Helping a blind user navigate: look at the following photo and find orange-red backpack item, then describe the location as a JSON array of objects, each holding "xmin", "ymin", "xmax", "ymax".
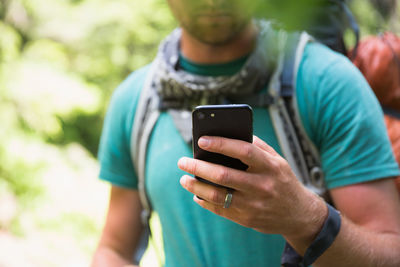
[{"xmin": 349, "ymin": 32, "xmax": 400, "ymax": 112}]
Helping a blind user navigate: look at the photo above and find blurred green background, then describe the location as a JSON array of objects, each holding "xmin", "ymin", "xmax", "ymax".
[{"xmin": 0, "ymin": 0, "xmax": 398, "ymax": 266}]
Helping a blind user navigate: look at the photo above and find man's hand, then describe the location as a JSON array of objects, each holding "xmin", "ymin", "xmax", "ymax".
[{"xmin": 178, "ymin": 135, "xmax": 327, "ymax": 246}]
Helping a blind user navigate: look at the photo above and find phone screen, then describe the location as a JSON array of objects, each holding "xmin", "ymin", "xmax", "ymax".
[{"xmin": 192, "ymin": 104, "xmax": 253, "ymax": 186}]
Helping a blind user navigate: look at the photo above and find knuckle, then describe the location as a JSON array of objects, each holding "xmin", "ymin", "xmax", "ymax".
[
  {"xmin": 191, "ymin": 160, "xmax": 199, "ymax": 175},
  {"xmin": 263, "ymin": 180, "xmax": 278, "ymax": 199},
  {"xmin": 241, "ymin": 144, "xmax": 253, "ymax": 159},
  {"xmin": 186, "ymin": 178, "xmax": 195, "ymax": 191},
  {"xmin": 269, "ymin": 159, "xmax": 281, "ymax": 173},
  {"xmin": 210, "ymin": 189, "xmax": 220, "ymax": 203},
  {"xmin": 216, "ymin": 167, "xmax": 229, "ymax": 185},
  {"xmin": 276, "ymin": 157, "xmax": 286, "ymax": 168},
  {"xmin": 278, "ymin": 156, "xmax": 289, "ymax": 168},
  {"xmin": 214, "ymin": 138, "xmax": 224, "ymax": 151},
  {"xmin": 260, "ymin": 180, "xmax": 272, "ymax": 194}
]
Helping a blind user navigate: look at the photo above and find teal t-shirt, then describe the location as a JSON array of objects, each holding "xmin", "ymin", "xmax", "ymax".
[{"xmin": 98, "ymin": 42, "xmax": 400, "ymax": 266}]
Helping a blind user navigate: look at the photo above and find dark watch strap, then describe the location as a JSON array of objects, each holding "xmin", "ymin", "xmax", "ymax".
[{"xmin": 281, "ymin": 203, "xmax": 342, "ymax": 267}]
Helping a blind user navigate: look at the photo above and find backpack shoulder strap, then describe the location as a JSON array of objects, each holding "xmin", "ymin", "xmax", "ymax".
[
  {"xmin": 269, "ymin": 31, "xmax": 327, "ymax": 197},
  {"xmin": 129, "ymin": 61, "xmax": 162, "ymax": 263},
  {"xmin": 130, "ymin": 61, "xmax": 160, "ymax": 225}
]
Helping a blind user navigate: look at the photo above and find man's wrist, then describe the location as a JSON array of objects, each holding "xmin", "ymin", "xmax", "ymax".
[
  {"xmin": 281, "ymin": 203, "xmax": 342, "ymax": 267},
  {"xmin": 285, "ymin": 191, "xmax": 329, "ymax": 253}
]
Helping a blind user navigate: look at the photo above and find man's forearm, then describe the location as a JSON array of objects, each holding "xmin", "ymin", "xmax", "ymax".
[
  {"xmin": 91, "ymin": 246, "xmax": 134, "ymax": 267},
  {"xmin": 288, "ymin": 216, "xmax": 400, "ymax": 266}
]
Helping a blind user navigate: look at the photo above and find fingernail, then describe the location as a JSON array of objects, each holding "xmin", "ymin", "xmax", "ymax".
[
  {"xmin": 198, "ymin": 137, "xmax": 210, "ymax": 148},
  {"xmin": 180, "ymin": 176, "xmax": 186, "ymax": 187},
  {"xmin": 178, "ymin": 157, "xmax": 187, "ymax": 169}
]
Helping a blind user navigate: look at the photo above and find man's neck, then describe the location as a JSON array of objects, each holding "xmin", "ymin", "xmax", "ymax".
[{"xmin": 180, "ymin": 22, "xmax": 257, "ymax": 64}]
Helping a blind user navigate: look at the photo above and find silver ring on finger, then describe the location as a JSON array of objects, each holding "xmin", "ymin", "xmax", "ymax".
[{"xmin": 223, "ymin": 189, "xmax": 233, "ymax": 209}]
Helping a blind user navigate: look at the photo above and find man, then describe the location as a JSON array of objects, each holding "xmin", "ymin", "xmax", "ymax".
[{"xmin": 91, "ymin": 0, "xmax": 400, "ymax": 266}]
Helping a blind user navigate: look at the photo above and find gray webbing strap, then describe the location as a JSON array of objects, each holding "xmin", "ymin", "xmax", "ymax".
[
  {"xmin": 269, "ymin": 31, "xmax": 326, "ymax": 196},
  {"xmin": 130, "ymin": 60, "xmax": 160, "ymax": 225},
  {"xmin": 269, "ymin": 31, "xmax": 305, "ymax": 183},
  {"xmin": 291, "ymin": 32, "xmax": 325, "ymax": 194}
]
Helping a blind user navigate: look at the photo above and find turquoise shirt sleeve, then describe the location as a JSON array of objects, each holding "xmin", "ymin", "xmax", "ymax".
[
  {"xmin": 97, "ymin": 66, "xmax": 150, "ymax": 189},
  {"xmin": 297, "ymin": 43, "xmax": 400, "ymax": 189}
]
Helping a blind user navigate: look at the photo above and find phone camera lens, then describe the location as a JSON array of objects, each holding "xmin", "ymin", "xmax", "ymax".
[{"xmin": 197, "ymin": 112, "xmax": 205, "ymax": 120}]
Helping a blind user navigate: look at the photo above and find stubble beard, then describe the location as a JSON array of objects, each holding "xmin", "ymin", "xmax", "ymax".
[{"xmin": 181, "ymin": 18, "xmax": 252, "ymax": 46}]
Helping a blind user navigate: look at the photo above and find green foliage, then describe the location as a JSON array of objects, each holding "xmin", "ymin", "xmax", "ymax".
[
  {"xmin": 350, "ymin": 0, "xmax": 400, "ymax": 35},
  {"xmin": 254, "ymin": 0, "xmax": 399, "ymax": 37},
  {"xmin": 254, "ymin": 0, "xmax": 327, "ymax": 30},
  {"xmin": 0, "ymin": 21, "xmax": 21, "ymax": 62},
  {"xmin": 0, "ymin": 0, "xmax": 175, "ymax": 236},
  {"xmin": 36, "ymin": 211, "xmax": 99, "ymax": 252},
  {"xmin": 51, "ymin": 110, "xmax": 104, "ymax": 156},
  {"xmin": 0, "ymin": 144, "xmax": 44, "ymax": 205}
]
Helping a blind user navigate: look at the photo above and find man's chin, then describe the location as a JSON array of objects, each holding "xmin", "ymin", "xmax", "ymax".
[
  {"xmin": 194, "ymin": 33, "xmax": 239, "ymax": 46},
  {"xmin": 186, "ymin": 24, "xmax": 247, "ymax": 46}
]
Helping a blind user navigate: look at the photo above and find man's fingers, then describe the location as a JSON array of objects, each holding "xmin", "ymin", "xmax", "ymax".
[
  {"xmin": 178, "ymin": 157, "xmax": 253, "ymax": 191},
  {"xmin": 193, "ymin": 195, "xmax": 229, "ymax": 218},
  {"xmin": 252, "ymin": 135, "xmax": 279, "ymax": 156},
  {"xmin": 180, "ymin": 175, "xmax": 228, "ymax": 206},
  {"xmin": 197, "ymin": 136, "xmax": 272, "ymax": 168}
]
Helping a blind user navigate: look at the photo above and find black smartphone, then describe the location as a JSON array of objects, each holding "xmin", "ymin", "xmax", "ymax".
[{"xmin": 192, "ymin": 104, "xmax": 253, "ymax": 186}]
